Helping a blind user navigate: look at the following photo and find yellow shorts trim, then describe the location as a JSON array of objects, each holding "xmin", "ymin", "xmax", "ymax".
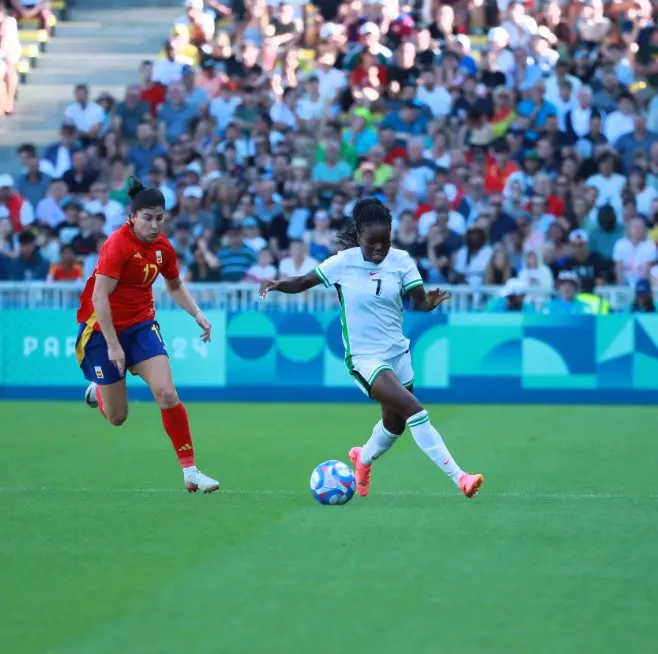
[{"xmin": 75, "ymin": 312, "xmax": 97, "ymax": 365}]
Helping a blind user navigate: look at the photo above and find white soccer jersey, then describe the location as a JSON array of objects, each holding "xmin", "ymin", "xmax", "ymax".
[{"xmin": 314, "ymin": 248, "xmax": 423, "ymax": 363}]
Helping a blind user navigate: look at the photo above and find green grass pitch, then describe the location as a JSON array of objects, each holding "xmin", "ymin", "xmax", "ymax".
[{"xmin": 1, "ymin": 401, "xmax": 657, "ymax": 654}]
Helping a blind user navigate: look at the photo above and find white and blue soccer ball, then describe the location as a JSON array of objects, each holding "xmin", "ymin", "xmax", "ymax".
[{"xmin": 310, "ymin": 460, "xmax": 356, "ymax": 505}]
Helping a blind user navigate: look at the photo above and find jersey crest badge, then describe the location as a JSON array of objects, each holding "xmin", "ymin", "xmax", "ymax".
[
  {"xmin": 94, "ymin": 366, "xmax": 104, "ymax": 379},
  {"xmin": 156, "ymin": 250, "xmax": 163, "ymax": 264}
]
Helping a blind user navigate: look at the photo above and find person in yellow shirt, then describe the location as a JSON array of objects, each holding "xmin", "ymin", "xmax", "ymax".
[{"xmin": 159, "ymin": 25, "xmax": 199, "ymax": 68}]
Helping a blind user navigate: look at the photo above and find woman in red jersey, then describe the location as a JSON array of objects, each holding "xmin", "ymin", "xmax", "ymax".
[{"xmin": 76, "ymin": 178, "xmax": 219, "ymax": 493}]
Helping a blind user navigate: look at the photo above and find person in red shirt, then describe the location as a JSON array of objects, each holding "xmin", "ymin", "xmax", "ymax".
[
  {"xmin": 75, "ymin": 177, "xmax": 219, "ymax": 493},
  {"xmin": 484, "ymin": 141, "xmax": 520, "ymax": 194},
  {"xmin": 48, "ymin": 245, "xmax": 84, "ymax": 282}
]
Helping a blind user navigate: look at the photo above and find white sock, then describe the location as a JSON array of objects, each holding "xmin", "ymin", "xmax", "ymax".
[
  {"xmin": 406, "ymin": 410, "xmax": 463, "ymax": 484},
  {"xmin": 361, "ymin": 420, "xmax": 399, "ymax": 465}
]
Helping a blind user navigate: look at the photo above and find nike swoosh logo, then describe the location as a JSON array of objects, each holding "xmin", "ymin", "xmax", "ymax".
[{"xmin": 369, "ymin": 272, "xmax": 378, "ymax": 276}]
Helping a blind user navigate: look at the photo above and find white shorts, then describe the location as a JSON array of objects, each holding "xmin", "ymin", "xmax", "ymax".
[{"xmin": 349, "ymin": 350, "xmax": 414, "ymax": 397}]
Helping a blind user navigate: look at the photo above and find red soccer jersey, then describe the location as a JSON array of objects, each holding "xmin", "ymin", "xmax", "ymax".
[{"xmin": 77, "ymin": 223, "xmax": 179, "ymax": 333}]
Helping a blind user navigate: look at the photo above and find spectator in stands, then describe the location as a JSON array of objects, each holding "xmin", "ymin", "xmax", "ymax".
[
  {"xmin": 0, "ymin": 3, "xmax": 20, "ymax": 116},
  {"xmin": 84, "ymin": 181, "xmax": 125, "ymax": 235},
  {"xmin": 245, "ymin": 247, "xmax": 277, "ymax": 282},
  {"xmin": 62, "ymin": 150, "xmax": 99, "ymax": 196},
  {"xmin": 8, "ymin": 230, "xmax": 49, "ymax": 281},
  {"xmin": 16, "ymin": 146, "xmax": 51, "ymax": 210},
  {"xmin": 484, "ymin": 243, "xmax": 514, "ymax": 285},
  {"xmin": 453, "ymin": 222, "xmax": 492, "ymax": 287},
  {"xmin": 64, "ymin": 84, "xmax": 105, "ymax": 145},
  {"xmin": 190, "ymin": 236, "xmax": 221, "ymax": 282},
  {"xmin": 178, "ymin": 185, "xmax": 215, "ymax": 237},
  {"xmin": 279, "ymin": 239, "xmax": 318, "ymax": 279},
  {"xmin": 128, "ymin": 121, "xmax": 167, "ymax": 181},
  {"xmin": 158, "ymin": 83, "xmax": 198, "ymax": 144},
  {"xmin": 485, "ymin": 278, "xmax": 534, "ymax": 312},
  {"xmin": 518, "ymin": 249, "xmax": 555, "ymax": 291},
  {"xmin": 587, "ymin": 205, "xmax": 624, "ymax": 263},
  {"xmin": 629, "ymin": 278, "xmax": 656, "ymax": 313},
  {"xmin": 544, "ymin": 271, "xmax": 590, "ymax": 314},
  {"xmin": 304, "ymin": 210, "xmax": 335, "ymax": 262},
  {"xmin": 556, "ymin": 228, "xmax": 613, "ymax": 287},
  {"xmin": 615, "ymin": 116, "xmax": 658, "ymax": 173},
  {"xmin": 40, "ymin": 119, "xmax": 80, "ymax": 179},
  {"xmin": 0, "ymin": 173, "xmax": 34, "ymax": 230},
  {"xmin": 217, "ymin": 224, "xmax": 255, "ymax": 281},
  {"xmin": 35, "ymin": 178, "xmax": 67, "ymax": 227},
  {"xmin": 112, "ymin": 85, "xmax": 151, "ymax": 143},
  {"xmin": 613, "ymin": 217, "xmax": 658, "ymax": 287},
  {"xmin": 47, "ymin": 244, "xmax": 84, "ymax": 282},
  {"xmin": 8, "ymin": 0, "xmax": 52, "ymax": 33},
  {"xmin": 72, "ymin": 210, "xmax": 104, "ymax": 258},
  {"xmin": 55, "ymin": 198, "xmax": 83, "ymax": 244}
]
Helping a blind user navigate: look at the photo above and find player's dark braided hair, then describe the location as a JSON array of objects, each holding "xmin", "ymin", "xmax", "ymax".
[
  {"xmin": 127, "ymin": 176, "xmax": 165, "ymax": 214},
  {"xmin": 336, "ymin": 197, "xmax": 393, "ymax": 250}
]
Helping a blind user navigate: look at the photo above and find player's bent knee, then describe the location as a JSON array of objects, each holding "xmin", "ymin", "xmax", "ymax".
[
  {"xmin": 153, "ymin": 386, "xmax": 179, "ymax": 408},
  {"xmin": 399, "ymin": 398, "xmax": 424, "ymax": 421}
]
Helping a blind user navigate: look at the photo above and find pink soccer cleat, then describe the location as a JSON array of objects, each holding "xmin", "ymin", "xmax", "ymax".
[
  {"xmin": 458, "ymin": 473, "xmax": 484, "ymax": 499},
  {"xmin": 349, "ymin": 446, "xmax": 372, "ymax": 497}
]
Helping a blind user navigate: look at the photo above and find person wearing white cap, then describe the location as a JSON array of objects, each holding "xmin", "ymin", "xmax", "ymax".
[
  {"xmin": 544, "ymin": 271, "xmax": 591, "ymax": 315},
  {"xmin": 178, "ymin": 185, "xmax": 214, "ymax": 237},
  {"xmin": 343, "ymin": 22, "xmax": 393, "ymax": 72},
  {"xmin": 485, "ymin": 278, "xmax": 534, "ymax": 312}
]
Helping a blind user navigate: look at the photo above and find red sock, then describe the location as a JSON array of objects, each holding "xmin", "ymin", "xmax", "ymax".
[
  {"xmin": 161, "ymin": 402, "xmax": 195, "ymax": 468},
  {"xmin": 97, "ymin": 387, "xmax": 106, "ymax": 419}
]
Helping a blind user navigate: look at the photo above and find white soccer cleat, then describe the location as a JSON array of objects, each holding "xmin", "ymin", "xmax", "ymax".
[
  {"xmin": 84, "ymin": 382, "xmax": 98, "ymax": 408},
  {"xmin": 184, "ymin": 467, "xmax": 220, "ymax": 494}
]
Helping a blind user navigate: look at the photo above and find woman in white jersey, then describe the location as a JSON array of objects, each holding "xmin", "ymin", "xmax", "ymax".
[{"xmin": 260, "ymin": 198, "xmax": 484, "ymax": 499}]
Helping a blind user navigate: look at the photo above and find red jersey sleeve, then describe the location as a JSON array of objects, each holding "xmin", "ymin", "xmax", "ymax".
[
  {"xmin": 96, "ymin": 233, "xmax": 130, "ymax": 280},
  {"xmin": 160, "ymin": 240, "xmax": 180, "ymax": 281}
]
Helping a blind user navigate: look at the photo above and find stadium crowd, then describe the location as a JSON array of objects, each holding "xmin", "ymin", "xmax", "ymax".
[{"xmin": 2, "ymin": 0, "xmax": 658, "ymax": 313}]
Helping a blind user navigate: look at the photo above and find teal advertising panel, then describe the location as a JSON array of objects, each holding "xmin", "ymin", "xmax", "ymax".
[{"xmin": 1, "ymin": 310, "xmax": 658, "ymax": 404}]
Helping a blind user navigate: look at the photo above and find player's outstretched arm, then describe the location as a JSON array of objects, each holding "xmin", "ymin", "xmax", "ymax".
[
  {"xmin": 259, "ymin": 271, "xmax": 322, "ymax": 297},
  {"xmin": 165, "ymin": 277, "xmax": 212, "ymax": 343},
  {"xmin": 407, "ymin": 285, "xmax": 450, "ymax": 312}
]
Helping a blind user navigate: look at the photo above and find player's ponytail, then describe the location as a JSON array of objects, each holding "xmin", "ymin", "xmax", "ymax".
[
  {"xmin": 127, "ymin": 176, "xmax": 165, "ymax": 214},
  {"xmin": 337, "ymin": 197, "xmax": 392, "ymax": 250},
  {"xmin": 336, "ymin": 220, "xmax": 359, "ymax": 250}
]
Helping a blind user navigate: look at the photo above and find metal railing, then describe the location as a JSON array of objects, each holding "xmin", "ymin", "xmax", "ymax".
[{"xmin": 0, "ymin": 282, "xmax": 638, "ymax": 312}]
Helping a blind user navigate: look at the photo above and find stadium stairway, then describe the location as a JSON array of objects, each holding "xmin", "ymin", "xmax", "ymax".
[{"xmin": 0, "ymin": 0, "xmax": 181, "ymax": 173}]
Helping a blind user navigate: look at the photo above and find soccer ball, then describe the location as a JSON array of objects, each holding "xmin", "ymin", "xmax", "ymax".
[{"xmin": 310, "ymin": 460, "xmax": 356, "ymax": 505}]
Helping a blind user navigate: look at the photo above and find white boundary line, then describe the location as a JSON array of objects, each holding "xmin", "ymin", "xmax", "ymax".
[{"xmin": 0, "ymin": 487, "xmax": 656, "ymax": 499}]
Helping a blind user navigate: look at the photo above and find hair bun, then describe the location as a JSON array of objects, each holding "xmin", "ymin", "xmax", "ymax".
[{"xmin": 127, "ymin": 176, "xmax": 146, "ymax": 200}]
